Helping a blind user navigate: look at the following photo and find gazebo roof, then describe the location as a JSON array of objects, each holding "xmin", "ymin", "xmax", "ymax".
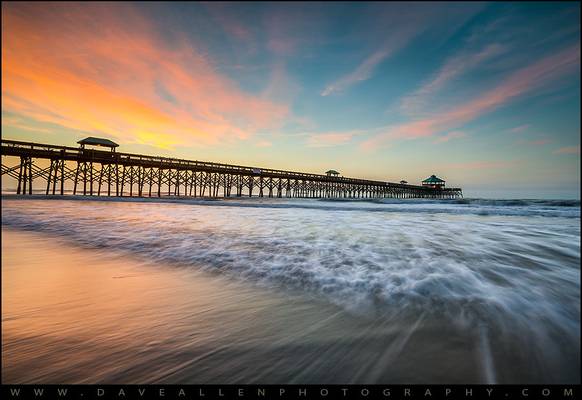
[
  {"xmin": 77, "ymin": 137, "xmax": 119, "ymax": 148},
  {"xmin": 422, "ymin": 174, "xmax": 445, "ymax": 183},
  {"xmin": 325, "ymin": 170, "xmax": 340, "ymax": 175}
]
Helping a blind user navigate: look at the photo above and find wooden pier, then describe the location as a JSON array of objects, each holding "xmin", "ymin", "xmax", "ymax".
[{"xmin": 1, "ymin": 139, "xmax": 462, "ymax": 199}]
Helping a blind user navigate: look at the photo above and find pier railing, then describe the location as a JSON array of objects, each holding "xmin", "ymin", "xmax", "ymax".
[{"xmin": 1, "ymin": 139, "xmax": 462, "ymax": 199}]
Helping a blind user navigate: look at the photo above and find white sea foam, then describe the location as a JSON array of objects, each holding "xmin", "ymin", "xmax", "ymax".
[{"xmin": 2, "ymin": 196, "xmax": 580, "ymax": 368}]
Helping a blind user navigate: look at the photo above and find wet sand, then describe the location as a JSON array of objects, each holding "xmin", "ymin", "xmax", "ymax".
[
  {"xmin": 2, "ymin": 228, "xmax": 491, "ymax": 384},
  {"xmin": 2, "ymin": 221, "xmax": 579, "ymax": 384}
]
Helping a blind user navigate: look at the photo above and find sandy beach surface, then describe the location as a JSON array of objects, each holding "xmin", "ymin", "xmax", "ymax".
[
  {"xmin": 2, "ymin": 197, "xmax": 580, "ymax": 383},
  {"xmin": 0, "ymin": 228, "xmax": 491, "ymax": 384}
]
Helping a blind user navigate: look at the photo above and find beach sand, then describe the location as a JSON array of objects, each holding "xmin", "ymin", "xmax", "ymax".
[
  {"xmin": 2, "ymin": 227, "xmax": 487, "ymax": 384},
  {"xmin": 2, "ymin": 218, "xmax": 578, "ymax": 383}
]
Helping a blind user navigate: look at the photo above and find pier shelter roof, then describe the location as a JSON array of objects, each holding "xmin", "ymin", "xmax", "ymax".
[
  {"xmin": 325, "ymin": 170, "xmax": 340, "ymax": 176},
  {"xmin": 422, "ymin": 175, "xmax": 445, "ymax": 184},
  {"xmin": 77, "ymin": 137, "xmax": 119, "ymax": 149}
]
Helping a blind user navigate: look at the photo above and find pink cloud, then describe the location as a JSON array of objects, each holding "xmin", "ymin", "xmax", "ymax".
[
  {"xmin": 554, "ymin": 146, "xmax": 580, "ymax": 155},
  {"xmin": 361, "ymin": 44, "xmax": 580, "ymax": 150},
  {"xmin": 401, "ymin": 44, "xmax": 506, "ymax": 114}
]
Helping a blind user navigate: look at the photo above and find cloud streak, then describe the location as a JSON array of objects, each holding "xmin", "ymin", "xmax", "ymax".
[
  {"xmin": 509, "ymin": 124, "xmax": 530, "ymax": 134},
  {"xmin": 518, "ymin": 138, "xmax": 551, "ymax": 146},
  {"xmin": 2, "ymin": 3, "xmax": 289, "ymax": 150},
  {"xmin": 400, "ymin": 44, "xmax": 506, "ymax": 115},
  {"xmin": 255, "ymin": 140, "xmax": 272, "ymax": 148},
  {"xmin": 361, "ymin": 44, "xmax": 580, "ymax": 149},
  {"xmin": 321, "ymin": 47, "xmax": 397, "ymax": 96},
  {"xmin": 433, "ymin": 131, "xmax": 466, "ymax": 143},
  {"xmin": 321, "ymin": 3, "xmax": 484, "ymax": 97},
  {"xmin": 554, "ymin": 146, "xmax": 580, "ymax": 155},
  {"xmin": 306, "ymin": 130, "xmax": 362, "ymax": 147},
  {"xmin": 320, "ymin": 6, "xmax": 426, "ymax": 97},
  {"xmin": 444, "ymin": 160, "xmax": 517, "ymax": 170}
]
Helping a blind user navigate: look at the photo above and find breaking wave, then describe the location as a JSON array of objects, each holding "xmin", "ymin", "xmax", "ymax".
[
  {"xmin": 1, "ymin": 196, "xmax": 578, "ymax": 315},
  {"xmin": 2, "ymin": 196, "xmax": 580, "ymax": 382}
]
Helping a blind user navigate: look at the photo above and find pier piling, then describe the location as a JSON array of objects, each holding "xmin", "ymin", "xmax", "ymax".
[{"xmin": 1, "ymin": 139, "xmax": 462, "ymax": 199}]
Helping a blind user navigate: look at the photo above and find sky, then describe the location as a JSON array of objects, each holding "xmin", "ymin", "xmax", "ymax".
[{"xmin": 2, "ymin": 2, "xmax": 580, "ymax": 198}]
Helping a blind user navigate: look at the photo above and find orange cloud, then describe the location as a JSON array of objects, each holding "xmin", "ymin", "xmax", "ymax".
[
  {"xmin": 1, "ymin": 3, "xmax": 288, "ymax": 150},
  {"xmin": 361, "ymin": 44, "xmax": 580, "ymax": 150}
]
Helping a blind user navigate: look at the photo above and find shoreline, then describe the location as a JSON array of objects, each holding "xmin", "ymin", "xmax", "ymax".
[
  {"xmin": 2, "ymin": 192, "xmax": 581, "ymax": 202},
  {"xmin": 2, "ymin": 198, "xmax": 579, "ymax": 384}
]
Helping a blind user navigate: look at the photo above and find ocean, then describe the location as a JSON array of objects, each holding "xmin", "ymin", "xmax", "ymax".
[{"xmin": 1, "ymin": 196, "xmax": 580, "ymax": 383}]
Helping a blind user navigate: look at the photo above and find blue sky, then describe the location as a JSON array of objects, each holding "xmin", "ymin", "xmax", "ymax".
[{"xmin": 2, "ymin": 2, "xmax": 580, "ymax": 198}]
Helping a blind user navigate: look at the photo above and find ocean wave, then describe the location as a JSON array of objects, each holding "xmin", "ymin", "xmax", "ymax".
[
  {"xmin": 319, "ymin": 197, "xmax": 581, "ymax": 208},
  {"xmin": 2, "ymin": 198, "xmax": 579, "ymax": 330},
  {"xmin": 2, "ymin": 194, "xmax": 580, "ymax": 218},
  {"xmin": 2, "ymin": 197, "xmax": 580, "ymax": 384}
]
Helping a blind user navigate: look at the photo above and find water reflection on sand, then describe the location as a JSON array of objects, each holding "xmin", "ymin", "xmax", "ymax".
[{"xmin": 1, "ymin": 196, "xmax": 580, "ymax": 384}]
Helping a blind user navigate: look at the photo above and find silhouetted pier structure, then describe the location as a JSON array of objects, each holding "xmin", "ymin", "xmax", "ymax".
[{"xmin": 1, "ymin": 139, "xmax": 462, "ymax": 199}]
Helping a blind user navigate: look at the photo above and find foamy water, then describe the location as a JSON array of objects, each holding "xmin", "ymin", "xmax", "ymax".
[{"xmin": 1, "ymin": 196, "xmax": 580, "ymax": 383}]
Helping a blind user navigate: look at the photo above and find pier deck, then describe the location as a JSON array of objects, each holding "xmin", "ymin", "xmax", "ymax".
[{"xmin": 1, "ymin": 139, "xmax": 462, "ymax": 199}]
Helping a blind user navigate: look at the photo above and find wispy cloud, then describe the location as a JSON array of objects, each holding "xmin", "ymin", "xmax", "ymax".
[
  {"xmin": 263, "ymin": 4, "xmax": 326, "ymax": 58},
  {"xmin": 321, "ymin": 3, "xmax": 484, "ymax": 97},
  {"xmin": 400, "ymin": 44, "xmax": 506, "ymax": 115},
  {"xmin": 433, "ymin": 131, "xmax": 466, "ymax": 143},
  {"xmin": 255, "ymin": 140, "xmax": 272, "ymax": 148},
  {"xmin": 444, "ymin": 160, "xmax": 517, "ymax": 170},
  {"xmin": 321, "ymin": 47, "xmax": 398, "ymax": 96},
  {"xmin": 509, "ymin": 124, "xmax": 530, "ymax": 134},
  {"xmin": 530, "ymin": 139, "xmax": 551, "ymax": 146},
  {"xmin": 203, "ymin": 3, "xmax": 253, "ymax": 42},
  {"xmin": 554, "ymin": 145, "xmax": 580, "ymax": 155},
  {"xmin": 261, "ymin": 62, "xmax": 300, "ymax": 104},
  {"xmin": 361, "ymin": 44, "xmax": 580, "ymax": 150},
  {"xmin": 518, "ymin": 138, "xmax": 551, "ymax": 146},
  {"xmin": 2, "ymin": 3, "xmax": 289, "ymax": 150},
  {"xmin": 1, "ymin": 115, "xmax": 56, "ymax": 134},
  {"xmin": 306, "ymin": 130, "xmax": 363, "ymax": 147}
]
